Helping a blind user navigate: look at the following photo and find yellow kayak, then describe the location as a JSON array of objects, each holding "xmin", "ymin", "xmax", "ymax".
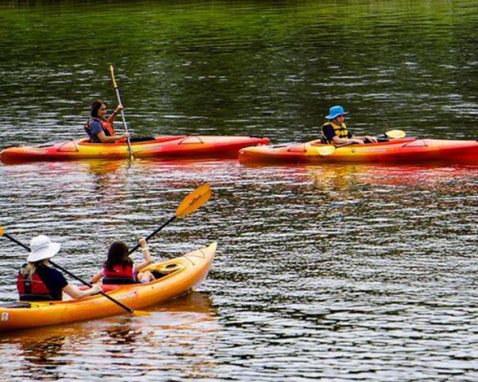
[{"xmin": 0, "ymin": 242, "xmax": 216, "ymax": 332}]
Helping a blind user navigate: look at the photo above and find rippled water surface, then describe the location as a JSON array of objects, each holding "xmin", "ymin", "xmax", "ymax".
[{"xmin": 1, "ymin": 1, "xmax": 478, "ymax": 381}]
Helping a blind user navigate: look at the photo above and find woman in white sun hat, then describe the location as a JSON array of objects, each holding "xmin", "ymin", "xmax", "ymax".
[{"xmin": 16, "ymin": 235, "xmax": 101, "ymax": 301}]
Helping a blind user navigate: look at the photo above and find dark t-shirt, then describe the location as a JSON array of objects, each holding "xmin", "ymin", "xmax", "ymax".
[
  {"xmin": 35, "ymin": 265, "xmax": 69, "ymax": 300},
  {"xmin": 88, "ymin": 119, "xmax": 103, "ymax": 135},
  {"xmin": 86, "ymin": 119, "xmax": 103, "ymax": 143}
]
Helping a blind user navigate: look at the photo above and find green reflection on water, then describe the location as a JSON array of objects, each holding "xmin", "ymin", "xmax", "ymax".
[{"xmin": 0, "ymin": 0, "xmax": 477, "ymax": 144}]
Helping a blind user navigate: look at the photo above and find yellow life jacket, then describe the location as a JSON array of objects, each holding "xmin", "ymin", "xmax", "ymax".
[{"xmin": 321, "ymin": 121, "xmax": 349, "ymax": 144}]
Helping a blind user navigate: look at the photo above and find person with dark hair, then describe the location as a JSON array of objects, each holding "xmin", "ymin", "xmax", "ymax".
[
  {"xmin": 321, "ymin": 105, "xmax": 377, "ymax": 145},
  {"xmin": 17, "ymin": 235, "xmax": 101, "ymax": 301},
  {"xmin": 84, "ymin": 99, "xmax": 130, "ymax": 143},
  {"xmin": 90, "ymin": 238, "xmax": 155, "ymax": 285}
]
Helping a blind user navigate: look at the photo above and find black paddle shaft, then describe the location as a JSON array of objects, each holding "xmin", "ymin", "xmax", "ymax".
[
  {"xmin": 128, "ymin": 215, "xmax": 176, "ymax": 255},
  {"xmin": 48, "ymin": 260, "xmax": 133, "ymax": 313},
  {"xmin": 4, "ymin": 233, "xmax": 29, "ymax": 251}
]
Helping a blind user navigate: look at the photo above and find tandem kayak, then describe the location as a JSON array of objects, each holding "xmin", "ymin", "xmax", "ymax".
[
  {"xmin": 0, "ymin": 242, "xmax": 216, "ymax": 332},
  {"xmin": 239, "ymin": 138, "xmax": 478, "ymax": 165},
  {"xmin": 0, "ymin": 135, "xmax": 270, "ymax": 163}
]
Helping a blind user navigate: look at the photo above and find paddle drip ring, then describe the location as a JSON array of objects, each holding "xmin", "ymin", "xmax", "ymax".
[{"xmin": 159, "ymin": 263, "xmax": 182, "ymax": 274}]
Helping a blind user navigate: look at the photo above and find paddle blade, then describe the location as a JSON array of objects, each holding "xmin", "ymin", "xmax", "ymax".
[
  {"xmin": 0, "ymin": 226, "xmax": 3, "ymax": 237},
  {"xmin": 316, "ymin": 145, "xmax": 336, "ymax": 156},
  {"xmin": 176, "ymin": 184, "xmax": 212, "ymax": 218},
  {"xmin": 109, "ymin": 65, "xmax": 118, "ymax": 88},
  {"xmin": 385, "ymin": 130, "xmax": 406, "ymax": 139},
  {"xmin": 308, "ymin": 145, "xmax": 336, "ymax": 156}
]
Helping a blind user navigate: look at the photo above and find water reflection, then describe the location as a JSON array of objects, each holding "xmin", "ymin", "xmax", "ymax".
[
  {"xmin": 308, "ymin": 163, "xmax": 478, "ymax": 191},
  {"xmin": 84, "ymin": 159, "xmax": 126, "ymax": 176},
  {"xmin": 0, "ymin": 292, "xmax": 219, "ymax": 380},
  {"xmin": 1, "ymin": 0, "xmax": 478, "ymax": 379},
  {"xmin": 81, "ymin": 159, "xmax": 132, "ymax": 207},
  {"xmin": 0, "ymin": 0, "xmax": 477, "ymax": 148},
  {"xmin": 15, "ymin": 335, "xmax": 67, "ymax": 380}
]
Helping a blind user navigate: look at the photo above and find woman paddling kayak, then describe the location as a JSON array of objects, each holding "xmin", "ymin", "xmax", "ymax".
[
  {"xmin": 84, "ymin": 99, "xmax": 130, "ymax": 143},
  {"xmin": 321, "ymin": 105, "xmax": 377, "ymax": 145}
]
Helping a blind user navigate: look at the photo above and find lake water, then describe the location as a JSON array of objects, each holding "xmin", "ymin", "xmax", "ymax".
[{"xmin": 1, "ymin": 1, "xmax": 478, "ymax": 381}]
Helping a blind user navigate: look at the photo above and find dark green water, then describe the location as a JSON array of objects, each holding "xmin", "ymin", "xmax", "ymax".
[
  {"xmin": 1, "ymin": 0, "xmax": 477, "ymax": 146},
  {"xmin": 1, "ymin": 1, "xmax": 478, "ymax": 381}
]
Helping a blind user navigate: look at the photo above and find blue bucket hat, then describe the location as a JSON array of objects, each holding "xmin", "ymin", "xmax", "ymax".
[{"xmin": 326, "ymin": 105, "xmax": 348, "ymax": 120}]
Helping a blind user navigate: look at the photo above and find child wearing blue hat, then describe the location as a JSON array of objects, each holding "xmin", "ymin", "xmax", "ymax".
[{"xmin": 321, "ymin": 105, "xmax": 377, "ymax": 145}]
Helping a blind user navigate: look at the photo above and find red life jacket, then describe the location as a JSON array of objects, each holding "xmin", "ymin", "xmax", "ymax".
[
  {"xmin": 84, "ymin": 118, "xmax": 116, "ymax": 142},
  {"xmin": 17, "ymin": 270, "xmax": 53, "ymax": 301},
  {"xmin": 102, "ymin": 264, "xmax": 136, "ymax": 284}
]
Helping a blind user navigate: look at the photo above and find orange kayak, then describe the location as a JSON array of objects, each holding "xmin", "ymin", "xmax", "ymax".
[
  {"xmin": 239, "ymin": 138, "xmax": 478, "ymax": 165},
  {"xmin": 0, "ymin": 136, "xmax": 270, "ymax": 163},
  {"xmin": 0, "ymin": 242, "xmax": 216, "ymax": 332}
]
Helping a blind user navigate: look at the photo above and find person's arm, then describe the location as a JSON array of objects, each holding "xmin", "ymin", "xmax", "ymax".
[
  {"xmin": 107, "ymin": 105, "xmax": 124, "ymax": 123},
  {"xmin": 63, "ymin": 283, "xmax": 101, "ymax": 299},
  {"xmin": 352, "ymin": 135, "xmax": 378, "ymax": 143},
  {"xmin": 90, "ymin": 270, "xmax": 103, "ymax": 284},
  {"xmin": 133, "ymin": 238, "xmax": 152, "ymax": 273},
  {"xmin": 96, "ymin": 130, "xmax": 130, "ymax": 143},
  {"xmin": 331, "ymin": 129, "xmax": 365, "ymax": 144},
  {"xmin": 331, "ymin": 135, "xmax": 361, "ymax": 144}
]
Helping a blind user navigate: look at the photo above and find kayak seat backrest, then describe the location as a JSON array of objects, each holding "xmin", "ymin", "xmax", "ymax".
[
  {"xmin": 19, "ymin": 294, "xmax": 54, "ymax": 302},
  {"xmin": 102, "ymin": 276, "xmax": 138, "ymax": 285}
]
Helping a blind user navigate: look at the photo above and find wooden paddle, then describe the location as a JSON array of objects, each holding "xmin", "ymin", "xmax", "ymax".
[
  {"xmin": 0, "ymin": 226, "xmax": 141, "ymax": 316},
  {"xmin": 311, "ymin": 129, "xmax": 407, "ymax": 156},
  {"xmin": 109, "ymin": 65, "xmax": 134, "ymax": 160},
  {"xmin": 128, "ymin": 184, "xmax": 212, "ymax": 254}
]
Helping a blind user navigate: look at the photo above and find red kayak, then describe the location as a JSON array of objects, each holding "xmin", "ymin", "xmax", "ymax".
[
  {"xmin": 1, "ymin": 135, "xmax": 270, "ymax": 163},
  {"xmin": 239, "ymin": 138, "xmax": 478, "ymax": 165}
]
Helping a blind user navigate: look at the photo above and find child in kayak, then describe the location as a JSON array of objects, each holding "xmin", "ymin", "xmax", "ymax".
[
  {"xmin": 321, "ymin": 105, "xmax": 377, "ymax": 145},
  {"xmin": 90, "ymin": 238, "xmax": 156, "ymax": 284},
  {"xmin": 17, "ymin": 235, "xmax": 101, "ymax": 301},
  {"xmin": 84, "ymin": 99, "xmax": 130, "ymax": 143}
]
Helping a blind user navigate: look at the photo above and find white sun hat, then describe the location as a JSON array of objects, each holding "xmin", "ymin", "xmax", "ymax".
[{"xmin": 27, "ymin": 235, "xmax": 61, "ymax": 262}]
